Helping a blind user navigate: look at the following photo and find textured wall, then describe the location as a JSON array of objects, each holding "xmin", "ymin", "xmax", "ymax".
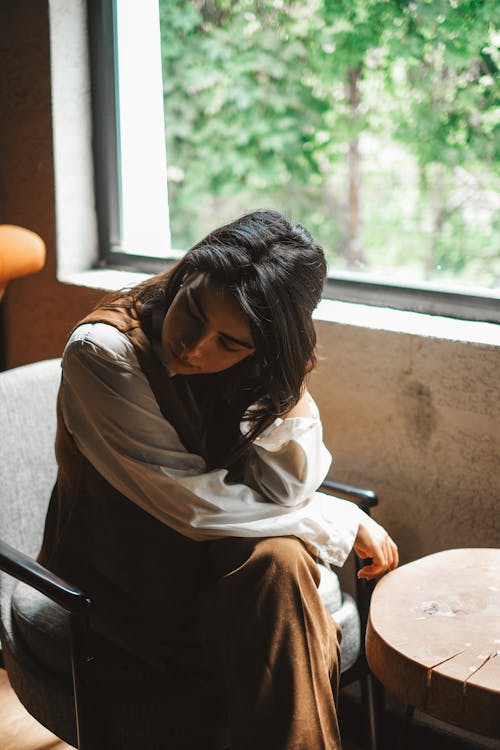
[
  {"xmin": 1, "ymin": 1, "xmax": 499, "ymax": 571},
  {"xmin": 0, "ymin": 0, "xmax": 102, "ymax": 363},
  {"xmin": 311, "ymin": 322, "xmax": 499, "ymax": 569},
  {"xmin": 0, "ymin": 1, "xmax": 56, "ymax": 269}
]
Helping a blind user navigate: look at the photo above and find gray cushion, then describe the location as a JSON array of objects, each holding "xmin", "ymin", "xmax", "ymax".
[
  {"xmin": 332, "ymin": 592, "xmax": 361, "ymax": 672},
  {"xmin": 8, "ymin": 585, "xmax": 223, "ymax": 748},
  {"xmin": 11, "ymin": 581, "xmax": 166, "ymax": 688},
  {"xmin": 0, "ymin": 358, "xmax": 61, "ymax": 628},
  {"xmin": 318, "ymin": 562, "xmax": 343, "ymax": 612},
  {"xmin": 318, "ymin": 563, "xmax": 361, "ymax": 672}
]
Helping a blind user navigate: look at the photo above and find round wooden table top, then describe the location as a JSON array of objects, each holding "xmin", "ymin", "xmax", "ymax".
[{"xmin": 366, "ymin": 548, "xmax": 500, "ymax": 739}]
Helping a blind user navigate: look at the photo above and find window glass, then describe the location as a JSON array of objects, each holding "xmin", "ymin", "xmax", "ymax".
[
  {"xmin": 104, "ymin": 0, "xmax": 499, "ymax": 319},
  {"xmin": 159, "ymin": 0, "xmax": 499, "ymax": 297},
  {"xmin": 114, "ymin": 0, "xmax": 170, "ymax": 256}
]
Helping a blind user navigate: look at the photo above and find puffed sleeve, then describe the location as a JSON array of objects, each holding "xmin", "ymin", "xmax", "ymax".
[{"xmin": 241, "ymin": 393, "xmax": 332, "ymax": 506}]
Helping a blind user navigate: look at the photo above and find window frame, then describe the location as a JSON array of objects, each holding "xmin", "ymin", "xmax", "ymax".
[
  {"xmin": 88, "ymin": 0, "xmax": 121, "ymax": 263},
  {"xmin": 87, "ymin": 0, "xmax": 500, "ymax": 325}
]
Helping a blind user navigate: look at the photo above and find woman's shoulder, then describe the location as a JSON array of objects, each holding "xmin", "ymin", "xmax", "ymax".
[{"xmin": 65, "ymin": 322, "xmax": 136, "ymax": 364}]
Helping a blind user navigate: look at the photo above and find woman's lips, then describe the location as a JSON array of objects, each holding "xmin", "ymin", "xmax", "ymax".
[{"xmin": 170, "ymin": 345, "xmax": 186, "ymax": 362}]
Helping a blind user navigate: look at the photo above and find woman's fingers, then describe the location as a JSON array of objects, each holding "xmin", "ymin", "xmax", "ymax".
[
  {"xmin": 388, "ymin": 537, "xmax": 399, "ymax": 570},
  {"xmin": 354, "ymin": 514, "xmax": 399, "ymax": 580}
]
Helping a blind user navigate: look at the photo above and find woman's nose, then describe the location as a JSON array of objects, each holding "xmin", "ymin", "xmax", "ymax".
[
  {"xmin": 182, "ymin": 331, "xmax": 211, "ymax": 358},
  {"xmin": 180, "ymin": 334, "xmax": 195, "ymax": 352}
]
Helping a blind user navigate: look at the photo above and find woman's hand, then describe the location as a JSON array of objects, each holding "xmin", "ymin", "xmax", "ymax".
[{"xmin": 354, "ymin": 513, "xmax": 399, "ymax": 580}]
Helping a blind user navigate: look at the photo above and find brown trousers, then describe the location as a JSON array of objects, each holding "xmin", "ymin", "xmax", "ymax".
[
  {"xmin": 197, "ymin": 536, "xmax": 342, "ymax": 750},
  {"xmin": 86, "ymin": 532, "xmax": 342, "ymax": 750}
]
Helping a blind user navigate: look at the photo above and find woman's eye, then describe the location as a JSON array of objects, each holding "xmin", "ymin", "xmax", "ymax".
[{"xmin": 219, "ymin": 338, "xmax": 239, "ymax": 353}]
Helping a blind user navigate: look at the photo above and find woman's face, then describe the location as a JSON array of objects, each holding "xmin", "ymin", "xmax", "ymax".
[{"xmin": 161, "ymin": 273, "xmax": 256, "ymax": 375}]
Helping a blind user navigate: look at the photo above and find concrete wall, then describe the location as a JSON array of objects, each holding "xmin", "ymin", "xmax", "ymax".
[
  {"xmin": 312, "ymin": 322, "xmax": 499, "ymax": 566},
  {"xmin": 1, "ymin": 1, "xmax": 498, "ymax": 579}
]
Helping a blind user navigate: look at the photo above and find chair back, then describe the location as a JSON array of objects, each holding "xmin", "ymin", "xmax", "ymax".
[
  {"xmin": 0, "ymin": 225, "xmax": 46, "ymax": 300},
  {"xmin": 0, "ymin": 359, "xmax": 61, "ymax": 619}
]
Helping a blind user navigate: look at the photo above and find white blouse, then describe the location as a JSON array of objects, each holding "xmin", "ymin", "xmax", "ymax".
[{"xmin": 60, "ymin": 323, "xmax": 363, "ymax": 566}]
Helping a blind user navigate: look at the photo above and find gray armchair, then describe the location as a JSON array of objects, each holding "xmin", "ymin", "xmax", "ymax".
[{"xmin": 0, "ymin": 358, "xmax": 382, "ymax": 750}]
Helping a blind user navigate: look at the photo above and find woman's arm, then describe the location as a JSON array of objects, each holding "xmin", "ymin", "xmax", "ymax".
[{"xmin": 61, "ymin": 324, "xmax": 360, "ymax": 567}]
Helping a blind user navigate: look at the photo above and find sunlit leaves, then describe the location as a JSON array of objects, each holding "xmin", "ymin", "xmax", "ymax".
[{"xmin": 159, "ymin": 0, "xmax": 499, "ymax": 287}]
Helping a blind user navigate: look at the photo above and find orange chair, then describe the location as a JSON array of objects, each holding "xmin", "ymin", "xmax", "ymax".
[
  {"xmin": 0, "ymin": 225, "xmax": 46, "ymax": 368},
  {"xmin": 0, "ymin": 225, "xmax": 46, "ymax": 301}
]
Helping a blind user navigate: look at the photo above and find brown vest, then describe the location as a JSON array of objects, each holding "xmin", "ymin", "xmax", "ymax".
[{"xmin": 38, "ymin": 305, "xmax": 212, "ymax": 666}]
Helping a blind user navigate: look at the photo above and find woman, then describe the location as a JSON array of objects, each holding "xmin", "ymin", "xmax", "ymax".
[{"xmin": 39, "ymin": 210, "xmax": 398, "ymax": 749}]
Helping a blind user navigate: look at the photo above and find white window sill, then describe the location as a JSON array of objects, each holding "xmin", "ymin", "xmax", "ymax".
[
  {"xmin": 60, "ymin": 268, "xmax": 151, "ymax": 290},
  {"xmin": 61, "ymin": 268, "xmax": 500, "ymax": 348},
  {"xmin": 314, "ymin": 298, "xmax": 500, "ymax": 346}
]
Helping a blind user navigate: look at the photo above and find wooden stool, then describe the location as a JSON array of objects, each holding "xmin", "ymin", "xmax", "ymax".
[{"xmin": 366, "ymin": 548, "xmax": 500, "ymax": 742}]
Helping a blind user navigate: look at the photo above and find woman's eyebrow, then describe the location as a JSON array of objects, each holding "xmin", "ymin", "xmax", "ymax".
[{"xmin": 189, "ymin": 288, "xmax": 255, "ymax": 349}]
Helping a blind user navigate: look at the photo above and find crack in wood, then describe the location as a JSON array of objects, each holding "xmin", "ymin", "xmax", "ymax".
[
  {"xmin": 425, "ymin": 649, "xmax": 466, "ymax": 692},
  {"xmin": 462, "ymin": 649, "xmax": 500, "ymax": 696}
]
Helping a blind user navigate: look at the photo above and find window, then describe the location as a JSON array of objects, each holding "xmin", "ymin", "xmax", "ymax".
[
  {"xmin": 88, "ymin": 0, "xmax": 171, "ymax": 265},
  {"xmin": 88, "ymin": 0, "xmax": 500, "ymax": 322}
]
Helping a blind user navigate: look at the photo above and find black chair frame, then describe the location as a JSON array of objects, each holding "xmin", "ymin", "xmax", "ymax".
[{"xmin": 322, "ymin": 478, "xmax": 385, "ymax": 750}]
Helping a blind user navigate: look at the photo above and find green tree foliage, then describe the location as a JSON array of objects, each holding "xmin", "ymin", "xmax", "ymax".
[{"xmin": 160, "ymin": 0, "xmax": 499, "ymax": 290}]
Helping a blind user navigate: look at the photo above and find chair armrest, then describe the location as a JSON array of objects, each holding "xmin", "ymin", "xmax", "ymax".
[
  {"xmin": 320, "ymin": 478, "xmax": 378, "ymax": 514},
  {"xmin": 0, "ymin": 539, "xmax": 90, "ymax": 614},
  {"xmin": 0, "ymin": 539, "xmax": 95, "ymax": 747}
]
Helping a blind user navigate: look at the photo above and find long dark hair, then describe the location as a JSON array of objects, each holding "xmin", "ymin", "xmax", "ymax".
[{"xmin": 100, "ymin": 210, "xmax": 327, "ymax": 469}]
